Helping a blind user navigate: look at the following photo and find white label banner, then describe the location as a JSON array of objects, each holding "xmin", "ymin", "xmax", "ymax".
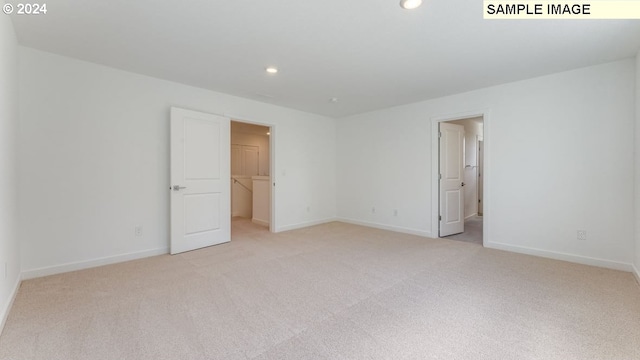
[{"xmin": 484, "ymin": 1, "xmax": 640, "ymax": 19}]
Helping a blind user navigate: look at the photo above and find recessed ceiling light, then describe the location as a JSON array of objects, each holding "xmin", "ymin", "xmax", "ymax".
[
  {"xmin": 330, "ymin": 97, "xmax": 339, "ymax": 103},
  {"xmin": 266, "ymin": 132, "xmax": 271, "ymax": 135},
  {"xmin": 265, "ymin": 66, "xmax": 278, "ymax": 74},
  {"xmin": 400, "ymin": 0, "xmax": 422, "ymax": 9}
]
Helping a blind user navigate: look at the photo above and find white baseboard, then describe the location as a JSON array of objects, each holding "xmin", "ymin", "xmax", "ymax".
[
  {"xmin": 252, "ymin": 218, "xmax": 269, "ymax": 227},
  {"xmin": 21, "ymin": 247, "xmax": 168, "ymax": 280},
  {"xmin": 1, "ymin": 274, "xmax": 21, "ymax": 336},
  {"xmin": 633, "ymin": 264, "xmax": 640, "ymax": 286},
  {"xmin": 465, "ymin": 213, "xmax": 478, "ymax": 220},
  {"xmin": 485, "ymin": 241, "xmax": 634, "ymax": 273},
  {"xmin": 275, "ymin": 217, "xmax": 337, "ymax": 232},
  {"xmin": 336, "ymin": 217, "xmax": 432, "ymax": 238}
]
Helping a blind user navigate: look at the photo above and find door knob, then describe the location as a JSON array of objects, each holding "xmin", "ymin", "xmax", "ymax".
[
  {"xmin": 172, "ymin": 185, "xmax": 187, "ymax": 191},
  {"xmin": 461, "ymin": 182, "xmax": 465, "ymax": 187}
]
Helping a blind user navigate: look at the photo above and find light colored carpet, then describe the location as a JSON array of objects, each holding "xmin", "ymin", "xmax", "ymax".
[
  {"xmin": 442, "ymin": 216, "xmax": 483, "ymax": 245},
  {"xmin": 1, "ymin": 219, "xmax": 639, "ymax": 360}
]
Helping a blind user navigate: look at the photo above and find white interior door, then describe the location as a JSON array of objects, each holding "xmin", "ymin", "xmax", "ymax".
[
  {"xmin": 170, "ymin": 107, "xmax": 230, "ymax": 254},
  {"xmin": 439, "ymin": 122, "xmax": 465, "ymax": 237},
  {"xmin": 478, "ymin": 139, "xmax": 484, "ymax": 216}
]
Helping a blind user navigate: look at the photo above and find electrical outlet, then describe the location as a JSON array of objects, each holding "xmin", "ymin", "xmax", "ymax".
[
  {"xmin": 393, "ymin": 209, "xmax": 398, "ymax": 216},
  {"xmin": 577, "ymin": 230, "xmax": 587, "ymax": 241},
  {"xmin": 135, "ymin": 225, "xmax": 143, "ymax": 237}
]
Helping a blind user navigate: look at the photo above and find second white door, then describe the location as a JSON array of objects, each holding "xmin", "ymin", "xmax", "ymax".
[{"xmin": 439, "ymin": 122, "xmax": 465, "ymax": 237}]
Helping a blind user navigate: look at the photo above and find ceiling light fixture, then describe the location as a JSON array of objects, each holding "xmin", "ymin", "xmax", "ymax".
[
  {"xmin": 400, "ymin": 0, "xmax": 422, "ymax": 9},
  {"xmin": 265, "ymin": 66, "xmax": 278, "ymax": 74}
]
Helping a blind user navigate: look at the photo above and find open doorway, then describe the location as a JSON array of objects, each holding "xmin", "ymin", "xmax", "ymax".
[
  {"xmin": 230, "ymin": 120, "xmax": 273, "ymax": 237},
  {"xmin": 436, "ymin": 116, "xmax": 484, "ymax": 245}
]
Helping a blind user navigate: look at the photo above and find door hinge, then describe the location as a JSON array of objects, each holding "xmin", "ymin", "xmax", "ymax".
[
  {"xmin": 439, "ymin": 132, "xmax": 442, "ymax": 138},
  {"xmin": 439, "ymin": 174, "xmax": 442, "ymax": 180},
  {"xmin": 439, "ymin": 215, "xmax": 442, "ymax": 221}
]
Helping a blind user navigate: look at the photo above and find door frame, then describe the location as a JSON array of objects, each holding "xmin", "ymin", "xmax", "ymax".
[
  {"xmin": 228, "ymin": 117, "xmax": 276, "ymax": 233},
  {"xmin": 477, "ymin": 136, "xmax": 484, "ymax": 216},
  {"xmin": 431, "ymin": 109, "xmax": 490, "ymax": 245}
]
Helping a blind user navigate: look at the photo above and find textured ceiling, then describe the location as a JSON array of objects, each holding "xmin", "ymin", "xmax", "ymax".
[{"xmin": 8, "ymin": 0, "xmax": 640, "ymax": 117}]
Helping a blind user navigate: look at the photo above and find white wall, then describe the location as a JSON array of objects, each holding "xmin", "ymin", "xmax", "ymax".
[
  {"xmin": 338, "ymin": 59, "xmax": 636, "ymax": 270},
  {"xmin": 635, "ymin": 51, "xmax": 640, "ymax": 281},
  {"xmin": 13, "ymin": 45, "xmax": 639, "ymax": 282},
  {"xmin": 449, "ymin": 117, "xmax": 483, "ymax": 218},
  {"xmin": 18, "ymin": 47, "xmax": 337, "ymax": 277},
  {"xmin": 0, "ymin": 15, "xmax": 20, "ymax": 331}
]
